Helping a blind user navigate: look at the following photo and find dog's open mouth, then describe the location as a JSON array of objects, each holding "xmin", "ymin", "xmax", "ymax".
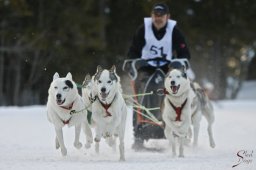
[
  {"xmin": 100, "ymin": 92, "xmax": 109, "ymax": 99},
  {"xmin": 56, "ymin": 99, "xmax": 65, "ymax": 105},
  {"xmin": 170, "ymin": 85, "xmax": 180, "ymax": 94}
]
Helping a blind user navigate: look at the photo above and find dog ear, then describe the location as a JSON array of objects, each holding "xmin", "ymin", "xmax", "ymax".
[
  {"xmin": 96, "ymin": 65, "xmax": 103, "ymax": 73},
  {"xmin": 110, "ymin": 65, "xmax": 116, "ymax": 73},
  {"xmin": 53, "ymin": 72, "xmax": 59, "ymax": 80},
  {"xmin": 82, "ymin": 73, "xmax": 91, "ymax": 86},
  {"xmin": 181, "ymin": 66, "xmax": 187, "ymax": 79},
  {"xmin": 85, "ymin": 73, "xmax": 91, "ymax": 81},
  {"xmin": 66, "ymin": 72, "xmax": 72, "ymax": 80},
  {"xmin": 168, "ymin": 64, "xmax": 174, "ymax": 72}
]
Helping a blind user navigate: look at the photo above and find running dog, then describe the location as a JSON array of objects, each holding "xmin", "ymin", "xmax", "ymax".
[
  {"xmin": 162, "ymin": 66, "xmax": 193, "ymax": 157},
  {"xmin": 47, "ymin": 72, "xmax": 93, "ymax": 156},
  {"xmin": 190, "ymin": 82, "xmax": 216, "ymax": 148},
  {"xmin": 91, "ymin": 65, "xmax": 127, "ymax": 161},
  {"xmin": 162, "ymin": 65, "xmax": 215, "ymax": 157},
  {"xmin": 82, "ymin": 74, "xmax": 96, "ymax": 112}
]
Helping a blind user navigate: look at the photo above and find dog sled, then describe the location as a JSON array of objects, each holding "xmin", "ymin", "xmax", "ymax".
[{"xmin": 123, "ymin": 57, "xmax": 191, "ymax": 149}]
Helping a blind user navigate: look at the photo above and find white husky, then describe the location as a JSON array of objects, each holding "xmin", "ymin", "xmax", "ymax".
[
  {"xmin": 91, "ymin": 65, "xmax": 127, "ymax": 161},
  {"xmin": 162, "ymin": 67, "xmax": 193, "ymax": 157},
  {"xmin": 162, "ymin": 66, "xmax": 215, "ymax": 157},
  {"xmin": 47, "ymin": 72, "xmax": 93, "ymax": 156}
]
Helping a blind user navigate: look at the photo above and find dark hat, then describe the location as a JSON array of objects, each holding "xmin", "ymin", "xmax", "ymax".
[{"xmin": 152, "ymin": 3, "xmax": 169, "ymax": 16}]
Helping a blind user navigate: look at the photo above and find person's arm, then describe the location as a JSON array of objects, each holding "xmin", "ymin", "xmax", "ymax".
[
  {"xmin": 127, "ymin": 24, "xmax": 145, "ymax": 59},
  {"xmin": 172, "ymin": 26, "xmax": 191, "ymax": 60}
]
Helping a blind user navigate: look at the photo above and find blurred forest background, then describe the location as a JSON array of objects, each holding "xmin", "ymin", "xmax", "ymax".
[{"xmin": 0, "ymin": 0, "xmax": 256, "ymax": 106}]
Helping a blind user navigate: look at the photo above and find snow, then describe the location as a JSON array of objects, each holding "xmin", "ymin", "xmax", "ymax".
[
  {"xmin": 237, "ymin": 81, "xmax": 256, "ymax": 99},
  {"xmin": 0, "ymin": 92, "xmax": 256, "ymax": 169}
]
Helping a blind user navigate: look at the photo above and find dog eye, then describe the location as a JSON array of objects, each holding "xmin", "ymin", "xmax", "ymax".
[
  {"xmin": 98, "ymin": 80, "xmax": 102, "ymax": 83},
  {"xmin": 177, "ymin": 75, "xmax": 181, "ymax": 78},
  {"xmin": 54, "ymin": 86, "xmax": 58, "ymax": 89},
  {"xmin": 63, "ymin": 86, "xmax": 69, "ymax": 91},
  {"xmin": 107, "ymin": 80, "xmax": 112, "ymax": 84}
]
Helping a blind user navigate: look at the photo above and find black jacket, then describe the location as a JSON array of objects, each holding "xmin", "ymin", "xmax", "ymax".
[{"xmin": 127, "ymin": 22, "xmax": 191, "ymax": 60}]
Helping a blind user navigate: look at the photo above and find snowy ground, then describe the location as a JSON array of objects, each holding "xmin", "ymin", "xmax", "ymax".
[{"xmin": 0, "ymin": 99, "xmax": 255, "ymax": 170}]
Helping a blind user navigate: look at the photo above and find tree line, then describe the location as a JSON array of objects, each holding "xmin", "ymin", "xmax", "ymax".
[{"xmin": 0, "ymin": 0, "xmax": 255, "ymax": 105}]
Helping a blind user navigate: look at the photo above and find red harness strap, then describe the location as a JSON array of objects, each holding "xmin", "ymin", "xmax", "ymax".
[
  {"xmin": 168, "ymin": 99, "xmax": 187, "ymax": 121},
  {"xmin": 100, "ymin": 102, "xmax": 112, "ymax": 117},
  {"xmin": 59, "ymin": 102, "xmax": 74, "ymax": 125},
  {"xmin": 63, "ymin": 117, "xmax": 72, "ymax": 125},
  {"xmin": 60, "ymin": 102, "xmax": 74, "ymax": 110},
  {"xmin": 99, "ymin": 95, "xmax": 116, "ymax": 117}
]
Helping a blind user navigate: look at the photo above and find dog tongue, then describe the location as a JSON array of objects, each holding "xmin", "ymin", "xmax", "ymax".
[{"xmin": 171, "ymin": 86, "xmax": 178, "ymax": 93}]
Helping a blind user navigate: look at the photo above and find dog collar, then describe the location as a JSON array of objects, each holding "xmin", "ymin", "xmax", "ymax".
[
  {"xmin": 168, "ymin": 98, "xmax": 187, "ymax": 121},
  {"xmin": 60, "ymin": 102, "xmax": 74, "ymax": 110}
]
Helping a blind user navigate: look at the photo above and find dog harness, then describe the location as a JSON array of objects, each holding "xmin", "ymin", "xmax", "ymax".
[
  {"xmin": 98, "ymin": 95, "xmax": 116, "ymax": 117},
  {"xmin": 62, "ymin": 117, "xmax": 72, "ymax": 125},
  {"xmin": 60, "ymin": 102, "xmax": 74, "ymax": 110},
  {"xmin": 168, "ymin": 99, "xmax": 187, "ymax": 121},
  {"xmin": 59, "ymin": 102, "xmax": 74, "ymax": 125}
]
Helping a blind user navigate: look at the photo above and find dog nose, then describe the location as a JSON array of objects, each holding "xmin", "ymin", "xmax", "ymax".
[
  {"xmin": 101, "ymin": 87, "xmax": 106, "ymax": 93},
  {"xmin": 171, "ymin": 81, "xmax": 175, "ymax": 85},
  {"xmin": 56, "ymin": 93, "xmax": 62, "ymax": 99}
]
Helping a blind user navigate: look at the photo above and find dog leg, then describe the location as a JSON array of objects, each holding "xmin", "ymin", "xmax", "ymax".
[
  {"xmin": 203, "ymin": 108, "xmax": 216, "ymax": 148},
  {"xmin": 73, "ymin": 124, "xmax": 82, "ymax": 149},
  {"xmin": 171, "ymin": 137, "xmax": 176, "ymax": 157},
  {"xmin": 183, "ymin": 127, "xmax": 192, "ymax": 145},
  {"xmin": 192, "ymin": 113, "xmax": 201, "ymax": 147},
  {"xmin": 95, "ymin": 141, "xmax": 100, "ymax": 154},
  {"xmin": 207, "ymin": 124, "xmax": 216, "ymax": 148},
  {"xmin": 193, "ymin": 123, "xmax": 200, "ymax": 147},
  {"xmin": 55, "ymin": 127, "xmax": 67, "ymax": 156},
  {"xmin": 95, "ymin": 125, "xmax": 102, "ymax": 142},
  {"xmin": 55, "ymin": 136, "xmax": 60, "ymax": 149},
  {"xmin": 178, "ymin": 137, "xmax": 184, "ymax": 158},
  {"xmin": 82, "ymin": 122, "xmax": 93, "ymax": 149},
  {"xmin": 118, "ymin": 124, "xmax": 126, "ymax": 161},
  {"xmin": 119, "ymin": 139, "xmax": 125, "ymax": 161}
]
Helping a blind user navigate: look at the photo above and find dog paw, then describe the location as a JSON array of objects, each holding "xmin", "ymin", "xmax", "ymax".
[
  {"xmin": 74, "ymin": 142, "xmax": 82, "ymax": 149},
  {"xmin": 55, "ymin": 141, "xmax": 60, "ymax": 150},
  {"xmin": 84, "ymin": 142, "xmax": 91, "ymax": 149},
  {"xmin": 94, "ymin": 137, "xmax": 100, "ymax": 142},
  {"xmin": 178, "ymin": 154, "xmax": 184, "ymax": 158},
  {"xmin": 106, "ymin": 137, "xmax": 115, "ymax": 147},
  {"xmin": 61, "ymin": 147, "xmax": 67, "ymax": 156},
  {"xmin": 103, "ymin": 132, "xmax": 112, "ymax": 138},
  {"xmin": 210, "ymin": 141, "xmax": 216, "ymax": 148},
  {"xmin": 119, "ymin": 157, "xmax": 125, "ymax": 161}
]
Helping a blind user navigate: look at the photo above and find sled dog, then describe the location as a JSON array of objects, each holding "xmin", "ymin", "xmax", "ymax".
[
  {"xmin": 82, "ymin": 74, "xmax": 96, "ymax": 112},
  {"xmin": 162, "ymin": 66, "xmax": 193, "ymax": 157},
  {"xmin": 47, "ymin": 72, "xmax": 93, "ymax": 156},
  {"xmin": 162, "ymin": 66, "xmax": 215, "ymax": 157},
  {"xmin": 91, "ymin": 65, "xmax": 127, "ymax": 161},
  {"xmin": 190, "ymin": 82, "xmax": 216, "ymax": 148}
]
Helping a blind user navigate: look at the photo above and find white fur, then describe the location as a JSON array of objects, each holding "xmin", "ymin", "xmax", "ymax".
[
  {"xmin": 162, "ymin": 69, "xmax": 193, "ymax": 157},
  {"xmin": 190, "ymin": 82, "xmax": 216, "ymax": 148},
  {"xmin": 163, "ymin": 69, "xmax": 216, "ymax": 157},
  {"xmin": 47, "ymin": 72, "xmax": 93, "ymax": 156},
  {"xmin": 91, "ymin": 66, "xmax": 127, "ymax": 161}
]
